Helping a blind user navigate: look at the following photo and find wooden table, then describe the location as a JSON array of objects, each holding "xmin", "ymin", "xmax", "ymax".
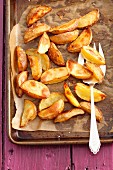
[{"xmin": 1, "ymin": 1, "xmax": 113, "ymax": 169}]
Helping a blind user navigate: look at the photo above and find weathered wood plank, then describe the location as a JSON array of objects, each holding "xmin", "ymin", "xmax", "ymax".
[
  {"xmin": 0, "ymin": 0, "xmax": 3, "ymax": 169},
  {"xmin": 72, "ymin": 144, "xmax": 113, "ymax": 170}
]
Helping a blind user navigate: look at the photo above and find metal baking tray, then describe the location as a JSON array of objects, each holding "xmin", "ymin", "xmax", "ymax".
[{"xmin": 6, "ymin": 0, "xmax": 113, "ymax": 144}]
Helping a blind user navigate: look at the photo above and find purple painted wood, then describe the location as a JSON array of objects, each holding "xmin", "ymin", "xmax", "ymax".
[
  {"xmin": 0, "ymin": 0, "xmax": 3, "ymax": 169},
  {"xmin": 72, "ymin": 144, "xmax": 113, "ymax": 170}
]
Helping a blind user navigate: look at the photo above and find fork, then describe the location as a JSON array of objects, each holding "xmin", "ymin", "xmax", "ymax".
[{"xmin": 78, "ymin": 43, "xmax": 106, "ymax": 154}]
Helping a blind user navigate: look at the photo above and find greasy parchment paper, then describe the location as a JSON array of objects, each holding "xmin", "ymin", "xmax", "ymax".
[{"xmin": 10, "ymin": 1, "xmax": 113, "ymax": 132}]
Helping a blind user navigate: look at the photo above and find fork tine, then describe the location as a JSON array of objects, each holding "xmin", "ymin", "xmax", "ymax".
[
  {"xmin": 93, "ymin": 42, "xmax": 96, "ymax": 50},
  {"xmin": 99, "ymin": 43, "xmax": 104, "ymax": 58}
]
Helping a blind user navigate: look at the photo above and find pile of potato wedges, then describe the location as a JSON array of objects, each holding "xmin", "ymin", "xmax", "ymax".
[{"xmin": 14, "ymin": 5, "xmax": 106, "ymax": 127}]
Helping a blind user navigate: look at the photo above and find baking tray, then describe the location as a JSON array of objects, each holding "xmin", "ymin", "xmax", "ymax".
[{"xmin": 6, "ymin": 0, "xmax": 113, "ymax": 144}]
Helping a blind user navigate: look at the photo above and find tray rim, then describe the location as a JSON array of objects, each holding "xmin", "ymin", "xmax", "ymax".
[{"xmin": 6, "ymin": 0, "xmax": 113, "ymax": 145}]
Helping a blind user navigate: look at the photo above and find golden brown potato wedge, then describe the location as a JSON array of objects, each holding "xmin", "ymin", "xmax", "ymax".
[
  {"xmin": 28, "ymin": 55, "xmax": 42, "ymax": 80},
  {"xmin": 81, "ymin": 46, "xmax": 105, "ymax": 65},
  {"xmin": 24, "ymin": 22, "xmax": 50, "ymax": 43},
  {"xmin": 85, "ymin": 62, "xmax": 104, "ymax": 83},
  {"xmin": 26, "ymin": 48, "xmax": 50, "ymax": 71},
  {"xmin": 64, "ymin": 82, "xmax": 80, "ymax": 107},
  {"xmin": 39, "ymin": 92, "xmax": 67, "ymax": 111},
  {"xmin": 20, "ymin": 80, "xmax": 50, "ymax": 99},
  {"xmin": 16, "ymin": 46, "xmax": 28, "ymax": 73},
  {"xmin": 37, "ymin": 32, "xmax": 50, "ymax": 54},
  {"xmin": 66, "ymin": 59, "xmax": 92, "ymax": 79},
  {"xmin": 50, "ymin": 30, "xmax": 79, "ymax": 45},
  {"xmin": 54, "ymin": 108, "xmax": 84, "ymax": 123},
  {"xmin": 77, "ymin": 9, "xmax": 99, "ymax": 28},
  {"xmin": 74, "ymin": 83, "xmax": 106, "ymax": 102},
  {"xmin": 67, "ymin": 27, "xmax": 92, "ymax": 52},
  {"xmin": 27, "ymin": 5, "xmax": 52, "ymax": 26},
  {"xmin": 41, "ymin": 67, "xmax": 69, "ymax": 84},
  {"xmin": 49, "ymin": 19, "xmax": 78, "ymax": 34},
  {"xmin": 48, "ymin": 42, "xmax": 65, "ymax": 66},
  {"xmin": 80, "ymin": 101, "xmax": 103, "ymax": 122},
  {"xmin": 38, "ymin": 99, "xmax": 64, "ymax": 119},
  {"xmin": 15, "ymin": 71, "xmax": 28, "ymax": 97},
  {"xmin": 20, "ymin": 99, "xmax": 37, "ymax": 127}
]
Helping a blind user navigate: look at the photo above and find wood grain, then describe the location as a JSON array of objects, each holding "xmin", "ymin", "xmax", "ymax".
[
  {"xmin": 0, "ymin": 0, "xmax": 3, "ymax": 169},
  {"xmin": 72, "ymin": 144, "xmax": 113, "ymax": 170}
]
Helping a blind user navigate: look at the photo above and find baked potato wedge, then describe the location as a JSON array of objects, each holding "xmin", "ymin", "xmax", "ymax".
[
  {"xmin": 39, "ymin": 92, "xmax": 67, "ymax": 111},
  {"xmin": 74, "ymin": 83, "xmax": 106, "ymax": 102},
  {"xmin": 80, "ymin": 101, "xmax": 103, "ymax": 122},
  {"xmin": 85, "ymin": 62, "xmax": 104, "ymax": 83},
  {"xmin": 77, "ymin": 9, "xmax": 99, "ymax": 28},
  {"xmin": 50, "ymin": 30, "xmax": 79, "ymax": 45},
  {"xmin": 67, "ymin": 27, "xmax": 92, "ymax": 52},
  {"xmin": 49, "ymin": 19, "xmax": 78, "ymax": 34},
  {"xmin": 24, "ymin": 22, "xmax": 50, "ymax": 43},
  {"xmin": 27, "ymin": 5, "xmax": 52, "ymax": 26},
  {"xmin": 16, "ymin": 46, "xmax": 28, "ymax": 73},
  {"xmin": 37, "ymin": 32, "xmax": 50, "ymax": 54},
  {"xmin": 38, "ymin": 99, "xmax": 64, "ymax": 119},
  {"xmin": 20, "ymin": 80, "xmax": 50, "ymax": 99},
  {"xmin": 28, "ymin": 55, "xmax": 42, "ymax": 80},
  {"xmin": 26, "ymin": 48, "xmax": 50, "ymax": 71},
  {"xmin": 66, "ymin": 59, "xmax": 92, "ymax": 79},
  {"xmin": 54, "ymin": 108, "xmax": 84, "ymax": 123},
  {"xmin": 81, "ymin": 46, "xmax": 105, "ymax": 65},
  {"xmin": 41, "ymin": 67, "xmax": 69, "ymax": 84},
  {"xmin": 15, "ymin": 71, "xmax": 28, "ymax": 97},
  {"xmin": 64, "ymin": 82, "xmax": 80, "ymax": 107},
  {"xmin": 20, "ymin": 99, "xmax": 37, "ymax": 127},
  {"xmin": 48, "ymin": 42, "xmax": 65, "ymax": 66}
]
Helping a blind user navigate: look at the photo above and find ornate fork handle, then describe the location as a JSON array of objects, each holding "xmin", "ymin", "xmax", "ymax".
[{"xmin": 89, "ymin": 84, "xmax": 101, "ymax": 154}]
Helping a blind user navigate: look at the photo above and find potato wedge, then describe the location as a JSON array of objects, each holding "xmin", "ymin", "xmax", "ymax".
[
  {"xmin": 50, "ymin": 30, "xmax": 79, "ymax": 45},
  {"xmin": 64, "ymin": 82, "xmax": 80, "ymax": 107},
  {"xmin": 15, "ymin": 71, "xmax": 28, "ymax": 97},
  {"xmin": 16, "ymin": 46, "xmax": 28, "ymax": 73},
  {"xmin": 20, "ymin": 99, "xmax": 37, "ymax": 127},
  {"xmin": 49, "ymin": 19, "xmax": 78, "ymax": 34},
  {"xmin": 48, "ymin": 42, "xmax": 65, "ymax": 66},
  {"xmin": 39, "ymin": 92, "xmax": 67, "ymax": 111},
  {"xmin": 66, "ymin": 59, "xmax": 92, "ymax": 79},
  {"xmin": 81, "ymin": 46, "xmax": 105, "ymax": 65},
  {"xmin": 38, "ymin": 99, "xmax": 64, "ymax": 119},
  {"xmin": 24, "ymin": 22, "xmax": 50, "ymax": 43},
  {"xmin": 41, "ymin": 67, "xmax": 69, "ymax": 84},
  {"xmin": 67, "ymin": 28, "xmax": 92, "ymax": 52},
  {"xmin": 54, "ymin": 108, "xmax": 84, "ymax": 123},
  {"xmin": 77, "ymin": 9, "xmax": 99, "ymax": 28},
  {"xmin": 27, "ymin": 5, "xmax": 52, "ymax": 26},
  {"xmin": 20, "ymin": 80, "xmax": 50, "ymax": 99},
  {"xmin": 74, "ymin": 83, "xmax": 106, "ymax": 102},
  {"xmin": 85, "ymin": 62, "xmax": 104, "ymax": 83},
  {"xmin": 80, "ymin": 101, "xmax": 103, "ymax": 122},
  {"xmin": 28, "ymin": 55, "xmax": 42, "ymax": 80},
  {"xmin": 26, "ymin": 48, "xmax": 50, "ymax": 71},
  {"xmin": 37, "ymin": 32, "xmax": 50, "ymax": 54}
]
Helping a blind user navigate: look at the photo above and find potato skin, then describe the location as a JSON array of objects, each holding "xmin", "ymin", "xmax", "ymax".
[
  {"xmin": 80, "ymin": 101, "xmax": 103, "ymax": 122},
  {"xmin": 67, "ymin": 27, "xmax": 92, "ymax": 52},
  {"xmin": 16, "ymin": 46, "xmax": 28, "ymax": 73},
  {"xmin": 50, "ymin": 30, "xmax": 79, "ymax": 45},
  {"xmin": 24, "ymin": 22, "xmax": 50, "ymax": 43},
  {"xmin": 20, "ymin": 80, "xmax": 50, "ymax": 99},
  {"xmin": 38, "ymin": 99, "xmax": 64, "ymax": 119},
  {"xmin": 27, "ymin": 5, "xmax": 52, "ymax": 26},
  {"xmin": 20, "ymin": 99, "xmax": 37, "ymax": 127},
  {"xmin": 49, "ymin": 19, "xmax": 78, "ymax": 34},
  {"xmin": 48, "ymin": 42, "xmax": 65, "ymax": 66}
]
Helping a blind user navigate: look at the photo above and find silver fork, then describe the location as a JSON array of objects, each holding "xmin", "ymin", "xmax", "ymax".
[{"xmin": 78, "ymin": 43, "xmax": 106, "ymax": 154}]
